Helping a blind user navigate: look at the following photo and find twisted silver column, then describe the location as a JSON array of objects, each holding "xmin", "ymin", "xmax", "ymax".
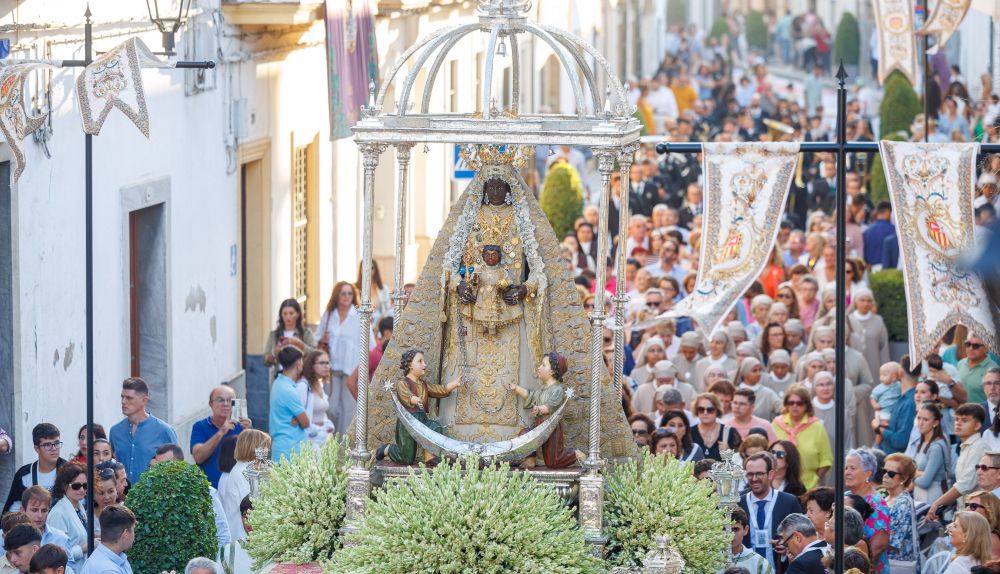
[
  {"xmin": 343, "ymin": 141, "xmax": 387, "ymax": 537},
  {"xmin": 612, "ymin": 145, "xmax": 637, "ymax": 397},
  {"xmin": 391, "ymin": 144, "xmax": 413, "ymax": 315}
]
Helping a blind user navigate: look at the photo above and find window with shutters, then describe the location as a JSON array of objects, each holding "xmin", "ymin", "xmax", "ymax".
[{"xmin": 292, "ymin": 144, "xmax": 309, "ymax": 314}]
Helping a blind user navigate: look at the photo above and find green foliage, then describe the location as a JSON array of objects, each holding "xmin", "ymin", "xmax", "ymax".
[
  {"xmin": 870, "ymin": 132, "xmax": 908, "ymax": 204},
  {"xmin": 745, "ymin": 11, "xmax": 768, "ymax": 51},
  {"xmin": 540, "ymin": 161, "xmax": 584, "ymax": 240},
  {"xmin": 246, "ymin": 438, "xmax": 350, "ymax": 568},
  {"xmin": 870, "ymin": 269, "xmax": 909, "ymax": 342},
  {"xmin": 834, "ymin": 12, "xmax": 860, "ymax": 66},
  {"xmin": 606, "ymin": 452, "xmax": 730, "ymax": 573},
  {"xmin": 666, "ymin": 0, "xmax": 687, "ymax": 26},
  {"xmin": 125, "ymin": 460, "xmax": 217, "ymax": 574},
  {"xmin": 709, "ymin": 17, "xmax": 730, "ymax": 41},
  {"xmin": 328, "ymin": 457, "xmax": 602, "ymax": 574},
  {"xmin": 880, "ymin": 71, "xmax": 922, "ymax": 138}
]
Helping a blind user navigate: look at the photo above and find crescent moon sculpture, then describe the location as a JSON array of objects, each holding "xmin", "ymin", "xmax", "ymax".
[{"xmin": 386, "ymin": 381, "xmax": 572, "ymax": 463}]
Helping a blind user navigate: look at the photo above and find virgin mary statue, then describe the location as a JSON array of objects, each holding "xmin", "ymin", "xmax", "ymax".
[{"xmin": 363, "ymin": 153, "xmax": 635, "ymax": 462}]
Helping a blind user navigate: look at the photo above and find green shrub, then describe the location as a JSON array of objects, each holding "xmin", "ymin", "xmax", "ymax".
[
  {"xmin": 246, "ymin": 438, "xmax": 350, "ymax": 568},
  {"xmin": 328, "ymin": 457, "xmax": 602, "ymax": 574},
  {"xmin": 709, "ymin": 17, "xmax": 730, "ymax": 41},
  {"xmin": 666, "ymin": 0, "xmax": 687, "ymax": 26},
  {"xmin": 746, "ymin": 11, "xmax": 768, "ymax": 51},
  {"xmin": 870, "ymin": 132, "xmax": 908, "ymax": 204},
  {"xmin": 606, "ymin": 451, "xmax": 730, "ymax": 572},
  {"xmin": 540, "ymin": 161, "xmax": 584, "ymax": 240},
  {"xmin": 870, "ymin": 269, "xmax": 908, "ymax": 342},
  {"xmin": 880, "ymin": 71, "xmax": 922, "ymax": 138},
  {"xmin": 125, "ymin": 461, "xmax": 216, "ymax": 574},
  {"xmin": 834, "ymin": 12, "xmax": 860, "ymax": 66}
]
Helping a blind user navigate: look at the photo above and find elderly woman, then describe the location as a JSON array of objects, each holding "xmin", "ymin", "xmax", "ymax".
[
  {"xmin": 629, "ymin": 414, "xmax": 657, "ymax": 450},
  {"xmin": 629, "ymin": 337, "xmax": 667, "ymax": 408},
  {"xmin": 795, "ymin": 274, "xmax": 821, "ymax": 333},
  {"xmin": 690, "ymin": 392, "xmax": 742, "ymax": 461},
  {"xmin": 845, "ymin": 448, "xmax": 891, "ymax": 574},
  {"xmin": 734, "ymin": 357, "xmax": 781, "ymax": 421},
  {"xmin": 765, "ymin": 349, "xmax": 795, "ymax": 397},
  {"xmin": 48, "ymin": 463, "xmax": 89, "ymax": 569},
  {"xmin": 692, "ymin": 330, "xmax": 738, "ymax": 392},
  {"xmin": 965, "ymin": 491, "xmax": 1000, "ymax": 560},
  {"xmin": 802, "ymin": 486, "xmax": 835, "ymax": 537},
  {"xmin": 772, "ymin": 385, "xmax": 831, "ymax": 489},
  {"xmin": 823, "ymin": 505, "xmax": 872, "ymax": 558},
  {"xmin": 851, "ymin": 287, "xmax": 890, "ymax": 383},
  {"xmin": 672, "ymin": 331, "xmax": 704, "ymax": 387},
  {"xmin": 884, "ymin": 453, "xmax": 921, "ymax": 571},
  {"xmin": 797, "ymin": 351, "xmax": 826, "ymax": 389}
]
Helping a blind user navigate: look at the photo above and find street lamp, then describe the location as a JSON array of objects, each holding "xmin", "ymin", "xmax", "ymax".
[
  {"xmin": 243, "ymin": 446, "xmax": 273, "ymax": 500},
  {"xmin": 144, "ymin": 0, "xmax": 192, "ymax": 55},
  {"xmin": 709, "ymin": 449, "xmax": 745, "ymax": 566}
]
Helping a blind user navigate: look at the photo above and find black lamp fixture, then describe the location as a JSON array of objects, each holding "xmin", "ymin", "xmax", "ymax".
[{"xmin": 145, "ymin": 0, "xmax": 193, "ymax": 55}]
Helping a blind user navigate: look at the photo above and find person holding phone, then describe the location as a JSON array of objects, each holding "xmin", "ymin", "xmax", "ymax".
[{"xmin": 190, "ymin": 386, "xmax": 252, "ymax": 488}]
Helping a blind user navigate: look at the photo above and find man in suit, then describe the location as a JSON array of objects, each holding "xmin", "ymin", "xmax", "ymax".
[
  {"xmin": 806, "ymin": 160, "xmax": 836, "ymax": 216},
  {"xmin": 980, "ymin": 368, "xmax": 1000, "ymax": 433},
  {"xmin": 608, "ymin": 172, "xmax": 645, "ymax": 244},
  {"xmin": 777, "ymin": 513, "xmax": 827, "ymax": 574},
  {"xmin": 738, "ymin": 453, "xmax": 803, "ymax": 572}
]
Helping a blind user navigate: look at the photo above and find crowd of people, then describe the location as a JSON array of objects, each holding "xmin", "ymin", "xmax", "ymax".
[{"xmin": 3, "ymin": 7, "xmax": 1000, "ymax": 574}]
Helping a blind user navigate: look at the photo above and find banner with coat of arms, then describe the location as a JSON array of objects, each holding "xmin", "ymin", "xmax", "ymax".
[
  {"xmin": 878, "ymin": 140, "xmax": 999, "ymax": 361},
  {"xmin": 655, "ymin": 142, "xmax": 800, "ymax": 337},
  {"xmin": 919, "ymin": 0, "xmax": 972, "ymax": 55}
]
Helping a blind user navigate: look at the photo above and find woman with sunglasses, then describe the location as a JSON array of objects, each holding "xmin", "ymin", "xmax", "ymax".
[
  {"xmin": 47, "ymin": 462, "xmax": 89, "ymax": 568},
  {"xmin": 92, "ymin": 467, "xmax": 120, "ymax": 537},
  {"xmin": 690, "ymin": 393, "xmax": 741, "ymax": 461},
  {"xmin": 628, "ymin": 414, "xmax": 656, "ymax": 450},
  {"xmin": 845, "ymin": 448, "xmax": 891, "ymax": 574},
  {"xmin": 965, "ymin": 491, "xmax": 1000, "ymax": 560},
  {"xmin": 661, "ymin": 410, "xmax": 703, "ymax": 462},
  {"xmin": 883, "ymin": 453, "xmax": 921, "ymax": 572},
  {"xmin": 775, "ymin": 282, "xmax": 800, "ymax": 320},
  {"xmin": 772, "ymin": 385, "xmax": 830, "ymax": 489},
  {"xmin": 769, "ymin": 440, "xmax": 806, "ymax": 496},
  {"xmin": 913, "ymin": 402, "xmax": 952, "ymax": 504}
]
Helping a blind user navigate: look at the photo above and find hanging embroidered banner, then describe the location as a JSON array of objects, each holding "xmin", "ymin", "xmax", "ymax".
[
  {"xmin": 879, "ymin": 140, "xmax": 1000, "ymax": 361},
  {"xmin": 76, "ymin": 38, "xmax": 173, "ymax": 137},
  {"xmin": 0, "ymin": 62, "xmax": 55, "ymax": 182},
  {"xmin": 656, "ymin": 143, "xmax": 800, "ymax": 337},
  {"xmin": 326, "ymin": 0, "xmax": 379, "ymax": 140},
  {"xmin": 918, "ymin": 0, "xmax": 972, "ymax": 55},
  {"xmin": 873, "ymin": 0, "xmax": 918, "ymax": 85}
]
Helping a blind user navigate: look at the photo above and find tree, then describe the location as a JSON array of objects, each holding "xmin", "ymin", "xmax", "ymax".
[
  {"xmin": 834, "ymin": 12, "xmax": 860, "ymax": 66},
  {"xmin": 539, "ymin": 161, "xmax": 584, "ymax": 239},
  {"xmin": 125, "ymin": 461, "xmax": 216, "ymax": 574},
  {"xmin": 709, "ymin": 17, "xmax": 730, "ymax": 41},
  {"xmin": 870, "ymin": 270, "xmax": 908, "ymax": 341},
  {"xmin": 746, "ymin": 11, "xmax": 769, "ymax": 51},
  {"xmin": 879, "ymin": 71, "xmax": 922, "ymax": 138}
]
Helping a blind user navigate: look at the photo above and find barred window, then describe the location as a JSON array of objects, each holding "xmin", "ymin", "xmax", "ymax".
[{"xmin": 292, "ymin": 145, "xmax": 309, "ymax": 313}]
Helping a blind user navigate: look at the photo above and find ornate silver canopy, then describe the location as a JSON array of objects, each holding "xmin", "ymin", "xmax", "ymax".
[{"xmin": 353, "ymin": 0, "xmax": 640, "ymax": 146}]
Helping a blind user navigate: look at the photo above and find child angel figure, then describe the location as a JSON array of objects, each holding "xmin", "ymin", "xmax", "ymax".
[
  {"xmin": 505, "ymin": 352, "xmax": 583, "ymax": 469},
  {"xmin": 376, "ymin": 348, "xmax": 463, "ymax": 465}
]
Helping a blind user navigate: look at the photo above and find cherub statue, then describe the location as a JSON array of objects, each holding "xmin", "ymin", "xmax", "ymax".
[
  {"xmin": 376, "ymin": 349, "xmax": 462, "ymax": 465},
  {"xmin": 505, "ymin": 352, "xmax": 583, "ymax": 469}
]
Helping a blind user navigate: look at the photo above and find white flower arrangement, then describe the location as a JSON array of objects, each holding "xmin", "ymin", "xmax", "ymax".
[
  {"xmin": 327, "ymin": 457, "xmax": 603, "ymax": 574},
  {"xmin": 245, "ymin": 437, "xmax": 350, "ymax": 568},
  {"xmin": 605, "ymin": 451, "xmax": 730, "ymax": 573}
]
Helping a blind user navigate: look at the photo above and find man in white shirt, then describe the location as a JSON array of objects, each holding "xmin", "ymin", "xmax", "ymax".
[
  {"xmin": 737, "ymin": 453, "xmax": 803, "ymax": 572},
  {"xmin": 647, "ymin": 74, "xmax": 679, "ymax": 119},
  {"xmin": 929, "ymin": 403, "xmax": 989, "ymax": 520},
  {"xmin": 624, "ymin": 215, "xmax": 650, "ymax": 259}
]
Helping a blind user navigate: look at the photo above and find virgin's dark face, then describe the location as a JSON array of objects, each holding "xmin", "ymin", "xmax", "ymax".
[{"xmin": 483, "ymin": 179, "xmax": 510, "ymax": 205}]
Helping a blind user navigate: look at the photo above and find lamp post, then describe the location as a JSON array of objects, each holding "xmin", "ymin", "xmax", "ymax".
[
  {"xmin": 144, "ymin": 0, "xmax": 192, "ymax": 55},
  {"xmin": 709, "ymin": 449, "xmax": 745, "ymax": 565},
  {"xmin": 243, "ymin": 447, "xmax": 273, "ymax": 500}
]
